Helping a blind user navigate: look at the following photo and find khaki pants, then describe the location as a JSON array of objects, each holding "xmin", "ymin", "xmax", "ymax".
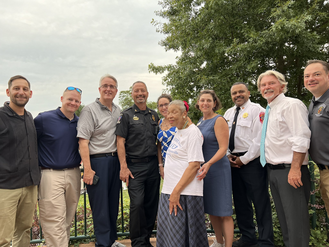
[
  {"xmin": 320, "ymin": 169, "xmax": 329, "ymax": 216},
  {"xmin": 0, "ymin": 185, "xmax": 38, "ymax": 247},
  {"xmin": 38, "ymin": 168, "xmax": 80, "ymax": 247}
]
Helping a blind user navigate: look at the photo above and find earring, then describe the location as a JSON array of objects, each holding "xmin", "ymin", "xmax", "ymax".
[{"xmin": 183, "ymin": 116, "xmax": 186, "ymax": 119}]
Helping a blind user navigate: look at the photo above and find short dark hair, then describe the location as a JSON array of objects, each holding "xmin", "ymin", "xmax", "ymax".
[
  {"xmin": 195, "ymin": 90, "xmax": 222, "ymax": 112},
  {"xmin": 231, "ymin": 82, "xmax": 249, "ymax": 90},
  {"xmin": 305, "ymin": 60, "xmax": 329, "ymax": 74},
  {"xmin": 157, "ymin": 94, "xmax": 172, "ymax": 105},
  {"xmin": 8, "ymin": 75, "xmax": 30, "ymax": 89}
]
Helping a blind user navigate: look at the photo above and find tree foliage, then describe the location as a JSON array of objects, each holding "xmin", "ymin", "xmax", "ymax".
[{"xmin": 149, "ymin": 0, "xmax": 329, "ymax": 114}]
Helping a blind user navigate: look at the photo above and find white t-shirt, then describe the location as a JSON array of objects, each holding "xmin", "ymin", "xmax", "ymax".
[{"xmin": 162, "ymin": 124, "xmax": 205, "ymax": 196}]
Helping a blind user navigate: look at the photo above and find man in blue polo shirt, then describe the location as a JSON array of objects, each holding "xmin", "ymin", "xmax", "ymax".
[{"xmin": 34, "ymin": 86, "xmax": 82, "ymax": 247}]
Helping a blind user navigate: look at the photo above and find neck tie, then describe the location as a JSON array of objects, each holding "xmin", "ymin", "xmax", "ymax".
[
  {"xmin": 229, "ymin": 106, "xmax": 240, "ymax": 152},
  {"xmin": 260, "ymin": 105, "xmax": 270, "ymax": 166}
]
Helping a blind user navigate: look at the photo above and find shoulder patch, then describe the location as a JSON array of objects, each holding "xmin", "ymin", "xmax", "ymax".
[{"xmin": 259, "ymin": 112, "xmax": 265, "ymax": 123}]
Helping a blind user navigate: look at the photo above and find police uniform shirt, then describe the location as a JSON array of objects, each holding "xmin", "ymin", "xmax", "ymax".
[
  {"xmin": 308, "ymin": 88, "xmax": 329, "ymax": 165},
  {"xmin": 116, "ymin": 104, "xmax": 159, "ymax": 159},
  {"xmin": 224, "ymin": 99, "xmax": 265, "ymax": 164}
]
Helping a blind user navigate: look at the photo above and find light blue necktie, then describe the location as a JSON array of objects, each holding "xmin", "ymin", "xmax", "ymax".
[{"xmin": 260, "ymin": 105, "xmax": 270, "ymax": 167}]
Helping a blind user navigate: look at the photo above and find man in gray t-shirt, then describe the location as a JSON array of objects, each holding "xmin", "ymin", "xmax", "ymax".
[
  {"xmin": 304, "ymin": 60, "xmax": 329, "ymax": 215},
  {"xmin": 77, "ymin": 74, "xmax": 125, "ymax": 247}
]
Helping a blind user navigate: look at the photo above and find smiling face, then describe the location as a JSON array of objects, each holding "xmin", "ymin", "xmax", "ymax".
[
  {"xmin": 304, "ymin": 63, "xmax": 329, "ymax": 98},
  {"xmin": 61, "ymin": 90, "xmax": 81, "ymax": 115},
  {"xmin": 230, "ymin": 84, "xmax": 250, "ymax": 107},
  {"xmin": 158, "ymin": 97, "xmax": 170, "ymax": 118},
  {"xmin": 198, "ymin": 93, "xmax": 216, "ymax": 114},
  {"xmin": 131, "ymin": 82, "xmax": 148, "ymax": 104},
  {"xmin": 99, "ymin": 77, "xmax": 118, "ymax": 102},
  {"xmin": 167, "ymin": 104, "xmax": 187, "ymax": 129},
  {"xmin": 6, "ymin": 78, "xmax": 32, "ymax": 108},
  {"xmin": 259, "ymin": 75, "xmax": 285, "ymax": 103}
]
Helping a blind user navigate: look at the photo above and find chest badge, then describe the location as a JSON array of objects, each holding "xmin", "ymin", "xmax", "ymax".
[
  {"xmin": 133, "ymin": 115, "xmax": 139, "ymax": 120},
  {"xmin": 243, "ymin": 112, "xmax": 248, "ymax": 118},
  {"xmin": 152, "ymin": 115, "xmax": 155, "ymax": 121},
  {"xmin": 315, "ymin": 104, "xmax": 326, "ymax": 117}
]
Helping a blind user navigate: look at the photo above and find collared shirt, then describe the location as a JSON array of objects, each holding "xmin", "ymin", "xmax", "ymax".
[
  {"xmin": 115, "ymin": 104, "xmax": 159, "ymax": 159},
  {"xmin": 34, "ymin": 107, "xmax": 81, "ymax": 169},
  {"xmin": 77, "ymin": 98, "xmax": 121, "ymax": 155},
  {"xmin": 264, "ymin": 93, "xmax": 310, "ymax": 165},
  {"xmin": 224, "ymin": 100, "xmax": 265, "ymax": 164},
  {"xmin": 308, "ymin": 88, "xmax": 329, "ymax": 165}
]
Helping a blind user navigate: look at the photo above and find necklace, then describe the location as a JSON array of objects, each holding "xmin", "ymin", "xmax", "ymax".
[{"xmin": 182, "ymin": 120, "xmax": 189, "ymax": 129}]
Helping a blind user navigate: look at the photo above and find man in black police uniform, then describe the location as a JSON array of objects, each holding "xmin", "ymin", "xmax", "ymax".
[{"xmin": 116, "ymin": 81, "xmax": 161, "ymax": 247}]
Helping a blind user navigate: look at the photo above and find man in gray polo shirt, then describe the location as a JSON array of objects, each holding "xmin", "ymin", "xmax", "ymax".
[
  {"xmin": 304, "ymin": 60, "xmax": 329, "ymax": 215},
  {"xmin": 77, "ymin": 74, "xmax": 125, "ymax": 247}
]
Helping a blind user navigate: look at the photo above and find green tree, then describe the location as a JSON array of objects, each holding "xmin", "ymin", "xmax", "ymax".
[
  {"xmin": 75, "ymin": 104, "xmax": 84, "ymax": 117},
  {"xmin": 149, "ymin": 0, "xmax": 329, "ymax": 113}
]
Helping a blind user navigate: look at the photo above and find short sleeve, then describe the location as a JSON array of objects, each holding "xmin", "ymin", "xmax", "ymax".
[{"xmin": 115, "ymin": 112, "xmax": 129, "ymax": 139}]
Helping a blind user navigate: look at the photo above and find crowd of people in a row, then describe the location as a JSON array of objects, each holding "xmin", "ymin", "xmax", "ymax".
[{"xmin": 0, "ymin": 59, "xmax": 329, "ymax": 247}]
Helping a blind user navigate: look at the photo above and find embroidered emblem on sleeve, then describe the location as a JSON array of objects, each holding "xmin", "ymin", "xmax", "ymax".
[{"xmin": 259, "ymin": 112, "xmax": 265, "ymax": 123}]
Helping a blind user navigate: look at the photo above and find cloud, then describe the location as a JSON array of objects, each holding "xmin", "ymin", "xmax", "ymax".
[{"xmin": 0, "ymin": 0, "xmax": 176, "ymax": 117}]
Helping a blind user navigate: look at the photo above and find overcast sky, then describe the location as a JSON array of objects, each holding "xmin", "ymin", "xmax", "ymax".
[{"xmin": 0, "ymin": 0, "xmax": 176, "ymax": 117}]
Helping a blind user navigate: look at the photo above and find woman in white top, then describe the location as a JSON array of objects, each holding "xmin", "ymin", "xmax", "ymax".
[{"xmin": 156, "ymin": 100, "xmax": 208, "ymax": 247}]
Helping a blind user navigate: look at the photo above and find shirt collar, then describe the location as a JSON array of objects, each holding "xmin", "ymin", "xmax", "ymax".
[
  {"xmin": 313, "ymin": 88, "xmax": 329, "ymax": 103},
  {"xmin": 268, "ymin": 93, "xmax": 285, "ymax": 108},
  {"xmin": 133, "ymin": 104, "xmax": 151, "ymax": 114},
  {"xmin": 236, "ymin": 99, "xmax": 251, "ymax": 111},
  {"xmin": 56, "ymin": 107, "xmax": 78, "ymax": 122},
  {"xmin": 95, "ymin": 98, "xmax": 117, "ymax": 111}
]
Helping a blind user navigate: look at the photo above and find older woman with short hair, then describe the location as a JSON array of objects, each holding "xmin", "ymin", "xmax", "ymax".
[{"xmin": 156, "ymin": 100, "xmax": 208, "ymax": 247}]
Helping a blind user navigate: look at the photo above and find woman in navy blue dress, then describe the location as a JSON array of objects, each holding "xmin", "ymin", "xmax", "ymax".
[{"xmin": 196, "ymin": 90, "xmax": 234, "ymax": 247}]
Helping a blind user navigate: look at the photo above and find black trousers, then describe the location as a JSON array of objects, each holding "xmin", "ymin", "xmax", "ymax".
[
  {"xmin": 268, "ymin": 165, "xmax": 310, "ymax": 247},
  {"xmin": 232, "ymin": 157, "xmax": 274, "ymax": 247},
  {"xmin": 127, "ymin": 156, "xmax": 160, "ymax": 247}
]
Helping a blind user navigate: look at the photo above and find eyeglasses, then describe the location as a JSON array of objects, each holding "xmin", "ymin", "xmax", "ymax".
[
  {"xmin": 158, "ymin": 103, "xmax": 169, "ymax": 108},
  {"xmin": 100, "ymin": 84, "xmax": 117, "ymax": 90},
  {"xmin": 66, "ymin": 86, "xmax": 82, "ymax": 94}
]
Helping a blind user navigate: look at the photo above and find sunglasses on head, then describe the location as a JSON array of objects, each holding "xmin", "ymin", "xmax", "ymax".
[{"xmin": 66, "ymin": 86, "xmax": 82, "ymax": 94}]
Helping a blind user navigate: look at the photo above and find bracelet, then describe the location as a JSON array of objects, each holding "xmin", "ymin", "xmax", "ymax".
[{"xmin": 159, "ymin": 163, "xmax": 164, "ymax": 167}]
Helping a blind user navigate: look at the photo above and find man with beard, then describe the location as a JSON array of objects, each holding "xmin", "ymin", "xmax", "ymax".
[
  {"xmin": 116, "ymin": 81, "xmax": 161, "ymax": 247},
  {"xmin": 224, "ymin": 82, "xmax": 273, "ymax": 247},
  {"xmin": 0, "ymin": 75, "xmax": 41, "ymax": 246},
  {"xmin": 35, "ymin": 87, "xmax": 82, "ymax": 247},
  {"xmin": 257, "ymin": 70, "xmax": 311, "ymax": 247}
]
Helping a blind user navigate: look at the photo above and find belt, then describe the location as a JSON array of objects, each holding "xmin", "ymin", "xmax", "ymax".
[
  {"xmin": 230, "ymin": 151, "xmax": 247, "ymax": 157},
  {"xmin": 90, "ymin": 152, "xmax": 117, "ymax": 158},
  {"xmin": 127, "ymin": 156, "xmax": 156, "ymax": 163},
  {"xmin": 41, "ymin": 167, "xmax": 77, "ymax": 171},
  {"xmin": 267, "ymin": 163, "xmax": 291, "ymax": 170},
  {"xmin": 318, "ymin": 164, "xmax": 329, "ymax": 171}
]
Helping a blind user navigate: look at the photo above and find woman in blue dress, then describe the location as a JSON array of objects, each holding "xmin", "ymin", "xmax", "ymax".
[{"xmin": 196, "ymin": 90, "xmax": 234, "ymax": 247}]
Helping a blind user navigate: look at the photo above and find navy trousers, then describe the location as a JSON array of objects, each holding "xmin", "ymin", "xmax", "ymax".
[{"xmin": 87, "ymin": 156, "xmax": 121, "ymax": 247}]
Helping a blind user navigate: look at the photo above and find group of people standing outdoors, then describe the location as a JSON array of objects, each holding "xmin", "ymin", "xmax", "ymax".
[{"xmin": 0, "ymin": 59, "xmax": 329, "ymax": 247}]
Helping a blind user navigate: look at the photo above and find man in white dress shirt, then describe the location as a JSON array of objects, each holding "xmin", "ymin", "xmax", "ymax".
[
  {"xmin": 257, "ymin": 70, "xmax": 311, "ymax": 247},
  {"xmin": 224, "ymin": 82, "xmax": 273, "ymax": 247}
]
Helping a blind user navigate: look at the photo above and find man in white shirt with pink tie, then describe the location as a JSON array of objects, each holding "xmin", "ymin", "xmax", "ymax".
[{"xmin": 257, "ymin": 70, "xmax": 311, "ymax": 247}]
